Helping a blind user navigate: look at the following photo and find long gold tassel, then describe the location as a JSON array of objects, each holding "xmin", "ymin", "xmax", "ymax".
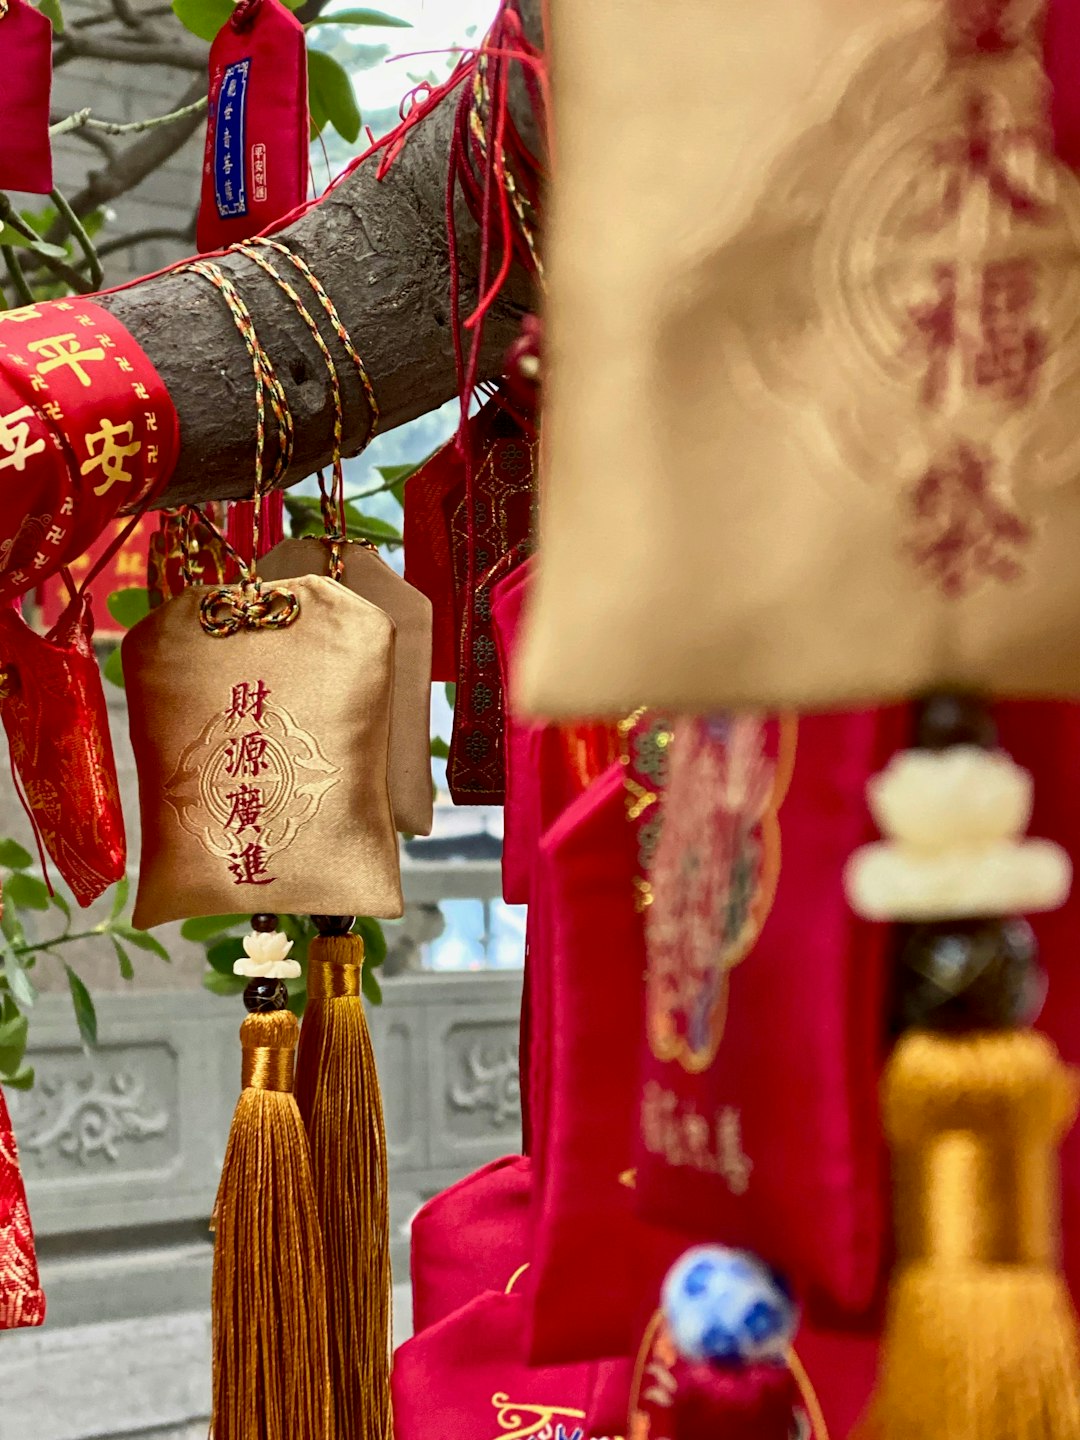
[
  {"xmin": 864, "ymin": 1028, "xmax": 1080, "ymax": 1440},
  {"xmin": 295, "ymin": 922, "xmax": 391, "ymax": 1440},
  {"xmin": 212, "ymin": 1007, "xmax": 333, "ymax": 1440}
]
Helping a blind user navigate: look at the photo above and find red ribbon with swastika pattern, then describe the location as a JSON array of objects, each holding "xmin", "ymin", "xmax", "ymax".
[{"xmin": 0, "ymin": 297, "xmax": 179, "ymax": 604}]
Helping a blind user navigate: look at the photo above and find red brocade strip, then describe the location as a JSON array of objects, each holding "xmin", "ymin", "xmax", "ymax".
[
  {"xmin": 445, "ymin": 401, "xmax": 536, "ymax": 805},
  {"xmin": 0, "ymin": 1085, "xmax": 44, "ymax": 1330}
]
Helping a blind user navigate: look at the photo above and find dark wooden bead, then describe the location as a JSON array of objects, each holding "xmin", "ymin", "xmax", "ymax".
[
  {"xmin": 312, "ymin": 914, "xmax": 355, "ymax": 936},
  {"xmin": 914, "ymin": 692, "xmax": 997, "ymax": 751},
  {"xmin": 892, "ymin": 917, "xmax": 1044, "ymax": 1033},
  {"xmin": 243, "ymin": 977, "xmax": 288, "ymax": 1013},
  {"xmin": 250, "ymin": 913, "xmax": 279, "ymax": 933}
]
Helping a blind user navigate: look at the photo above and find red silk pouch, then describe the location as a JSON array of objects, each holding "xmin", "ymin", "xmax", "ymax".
[
  {"xmin": 392, "ymin": 1289, "xmax": 632, "ymax": 1440},
  {"xmin": 404, "ymin": 437, "xmax": 460, "ymax": 681},
  {"xmin": 0, "ymin": 1083, "xmax": 44, "ymax": 1329},
  {"xmin": 0, "ymin": 0, "xmax": 53, "ymax": 195},
  {"xmin": 528, "ymin": 763, "xmax": 683, "ymax": 1365},
  {"xmin": 0, "ymin": 590, "xmax": 125, "ymax": 906},
  {"xmin": 196, "ymin": 0, "xmax": 308, "ymax": 253},
  {"xmin": 636, "ymin": 709, "xmax": 909, "ymax": 1325},
  {"xmin": 410, "ymin": 1154, "xmax": 532, "ymax": 1334},
  {"xmin": 494, "ymin": 561, "xmax": 620, "ymax": 904},
  {"xmin": 0, "ymin": 298, "xmax": 179, "ymax": 602},
  {"xmin": 1046, "ymin": 0, "xmax": 1080, "ymax": 168}
]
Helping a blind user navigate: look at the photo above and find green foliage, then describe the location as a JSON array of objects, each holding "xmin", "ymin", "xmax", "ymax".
[
  {"xmin": 187, "ymin": 911, "xmax": 388, "ymax": 1014},
  {"xmin": 106, "ymin": 587, "xmax": 151, "ymax": 630},
  {"xmin": 34, "ymin": 0, "xmax": 64, "ymax": 30},
  {"xmin": 102, "ymin": 646, "xmax": 125, "ymax": 690},
  {"xmin": 283, "ymin": 492, "xmax": 402, "ymax": 548},
  {"xmin": 170, "ymin": 0, "xmax": 231, "ymax": 41},
  {"xmin": 0, "ymin": 845, "xmax": 170, "ymax": 1088},
  {"xmin": 307, "ymin": 8, "xmax": 411, "ymax": 27},
  {"xmin": 429, "ymin": 736, "xmax": 450, "ymax": 759},
  {"xmin": 308, "ymin": 49, "xmax": 362, "ymax": 144}
]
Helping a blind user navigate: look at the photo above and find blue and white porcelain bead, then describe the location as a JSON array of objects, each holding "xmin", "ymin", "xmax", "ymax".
[{"xmin": 661, "ymin": 1245, "xmax": 797, "ymax": 1366}]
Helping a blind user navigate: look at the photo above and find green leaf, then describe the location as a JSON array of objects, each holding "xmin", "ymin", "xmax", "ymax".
[
  {"xmin": 4, "ymin": 958, "xmax": 35, "ymax": 1012},
  {"xmin": 307, "ymin": 7, "xmax": 410, "ymax": 25},
  {"xmin": 356, "ymin": 915, "xmax": 387, "ymax": 968},
  {"xmin": 109, "ymin": 874, "xmax": 130, "ymax": 922},
  {"xmin": 286, "ymin": 986, "xmax": 307, "ymax": 1018},
  {"xmin": 0, "ymin": 1011, "xmax": 28, "ymax": 1076},
  {"xmin": 105, "ymin": 586, "xmax": 151, "ymax": 631},
  {"xmin": 181, "ymin": 914, "xmax": 247, "ymax": 943},
  {"xmin": 342, "ymin": 504, "xmax": 401, "ymax": 543},
  {"xmin": 361, "ymin": 964, "xmax": 382, "ymax": 1005},
  {"xmin": 307, "ymin": 50, "xmax": 362, "ymax": 144},
  {"xmin": 4, "ymin": 872, "xmax": 49, "ymax": 912},
  {"xmin": 429, "ymin": 736, "xmax": 450, "ymax": 759},
  {"xmin": 103, "ymin": 646, "xmax": 125, "ymax": 690},
  {"xmin": 0, "ymin": 909, "xmax": 26, "ymax": 950},
  {"xmin": 0, "ymin": 840, "xmax": 32, "ymax": 871},
  {"xmin": 112, "ymin": 937, "xmax": 134, "ymax": 983},
  {"xmin": 206, "ymin": 938, "xmax": 239, "ymax": 977},
  {"xmin": 64, "ymin": 965, "xmax": 97, "ymax": 1048},
  {"xmin": 114, "ymin": 925, "xmax": 169, "ymax": 961},
  {"xmin": 170, "ymin": 0, "xmax": 231, "ymax": 41},
  {"xmin": 51, "ymin": 890, "xmax": 71, "ymax": 922},
  {"xmin": 202, "ymin": 970, "xmax": 247, "ymax": 997},
  {"xmin": 2, "ymin": 1066, "xmax": 35, "ymax": 1091},
  {"xmin": 35, "ymin": 0, "xmax": 64, "ymax": 31},
  {"xmin": 0, "ymin": 226, "xmax": 67, "ymax": 260},
  {"xmin": 444, "ymin": 682, "xmax": 457, "ymax": 708}
]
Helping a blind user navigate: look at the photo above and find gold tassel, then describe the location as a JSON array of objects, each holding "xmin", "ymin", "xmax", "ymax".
[
  {"xmin": 212, "ymin": 1007, "xmax": 333, "ymax": 1440},
  {"xmin": 864, "ymin": 1028, "xmax": 1080, "ymax": 1440},
  {"xmin": 296, "ymin": 926, "xmax": 391, "ymax": 1440}
]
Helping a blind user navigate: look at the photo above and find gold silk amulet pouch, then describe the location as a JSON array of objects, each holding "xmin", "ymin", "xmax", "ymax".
[{"xmin": 123, "ymin": 573, "xmax": 403, "ymax": 928}]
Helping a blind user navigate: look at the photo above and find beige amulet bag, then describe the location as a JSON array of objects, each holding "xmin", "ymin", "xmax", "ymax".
[
  {"xmin": 124, "ymin": 573, "xmax": 403, "ymax": 928},
  {"xmin": 260, "ymin": 537, "xmax": 434, "ymax": 836},
  {"xmin": 520, "ymin": 0, "xmax": 1080, "ymax": 717}
]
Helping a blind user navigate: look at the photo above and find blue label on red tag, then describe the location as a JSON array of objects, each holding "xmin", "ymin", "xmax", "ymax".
[{"xmin": 214, "ymin": 57, "xmax": 250, "ymax": 220}]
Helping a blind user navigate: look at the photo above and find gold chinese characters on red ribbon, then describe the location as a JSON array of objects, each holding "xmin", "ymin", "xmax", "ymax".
[{"xmin": 0, "ymin": 298, "xmax": 179, "ymax": 602}]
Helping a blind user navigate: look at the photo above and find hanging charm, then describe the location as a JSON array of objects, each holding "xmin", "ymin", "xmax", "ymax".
[
  {"xmin": 295, "ymin": 915, "xmax": 392, "ymax": 1440},
  {"xmin": 211, "ymin": 913, "xmax": 331, "ymax": 1440},
  {"xmin": 0, "ymin": 0, "xmax": 53, "ymax": 195},
  {"xmin": 847, "ymin": 694, "xmax": 1080, "ymax": 1440},
  {"xmin": 197, "ymin": 0, "xmax": 308, "ymax": 252}
]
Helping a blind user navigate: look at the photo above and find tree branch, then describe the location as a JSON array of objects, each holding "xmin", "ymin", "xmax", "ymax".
[
  {"xmin": 50, "ymin": 79, "xmax": 208, "ymax": 231},
  {"xmin": 98, "ymin": 0, "xmax": 545, "ymax": 507},
  {"xmin": 54, "ymin": 30, "xmax": 206, "ymax": 70}
]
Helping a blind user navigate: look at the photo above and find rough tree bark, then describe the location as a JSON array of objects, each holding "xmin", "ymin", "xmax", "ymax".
[{"xmin": 97, "ymin": 0, "xmax": 544, "ymax": 507}]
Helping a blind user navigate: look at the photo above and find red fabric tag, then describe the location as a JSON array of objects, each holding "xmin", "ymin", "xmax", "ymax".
[
  {"xmin": 392, "ymin": 1289, "xmax": 632, "ymax": 1440},
  {"xmin": 146, "ymin": 505, "xmax": 229, "ymax": 607},
  {"xmin": 528, "ymin": 763, "xmax": 682, "ymax": 1365},
  {"xmin": 410, "ymin": 1154, "xmax": 532, "ymax": 1335},
  {"xmin": 0, "ymin": 1083, "xmax": 44, "ymax": 1329},
  {"xmin": 1044, "ymin": 0, "xmax": 1080, "ymax": 166},
  {"xmin": 0, "ymin": 0, "xmax": 53, "ymax": 195},
  {"xmin": 0, "ymin": 298, "xmax": 179, "ymax": 602},
  {"xmin": 0, "ymin": 591, "xmax": 126, "ymax": 906},
  {"xmin": 196, "ymin": 0, "xmax": 308, "ymax": 252},
  {"xmin": 635, "ymin": 709, "xmax": 909, "ymax": 1326},
  {"xmin": 403, "ymin": 438, "xmax": 460, "ymax": 681}
]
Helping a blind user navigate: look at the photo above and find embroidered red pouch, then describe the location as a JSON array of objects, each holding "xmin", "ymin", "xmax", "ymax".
[
  {"xmin": 0, "ymin": 590, "xmax": 126, "ymax": 906},
  {"xmin": 527, "ymin": 763, "xmax": 683, "ymax": 1365},
  {"xmin": 392, "ymin": 1289, "xmax": 632, "ymax": 1440},
  {"xmin": 196, "ymin": 0, "xmax": 308, "ymax": 253},
  {"xmin": 0, "ymin": 297, "xmax": 179, "ymax": 603},
  {"xmin": 493, "ymin": 561, "xmax": 537, "ymax": 901},
  {"xmin": 0, "ymin": 0, "xmax": 52, "ymax": 195},
  {"xmin": 0, "ymin": 1084, "xmax": 44, "ymax": 1329},
  {"xmin": 410, "ymin": 1154, "xmax": 533, "ymax": 1335},
  {"xmin": 635, "ymin": 709, "xmax": 909, "ymax": 1326}
]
